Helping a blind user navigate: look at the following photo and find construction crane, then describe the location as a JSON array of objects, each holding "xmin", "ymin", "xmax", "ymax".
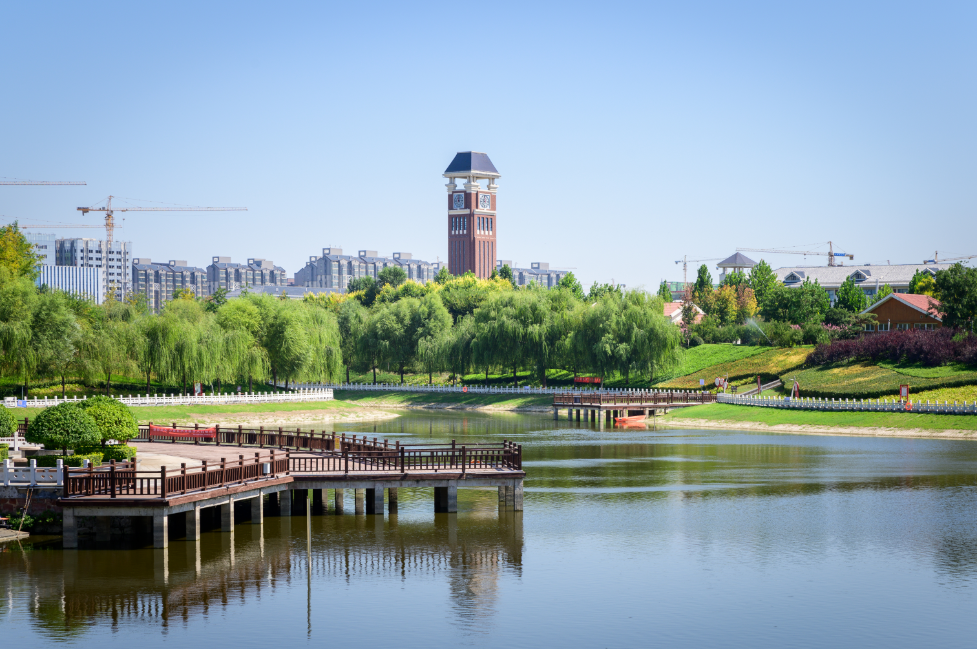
[
  {"xmin": 78, "ymin": 195, "xmax": 247, "ymax": 243},
  {"xmin": 0, "ymin": 179, "xmax": 86, "ymax": 185},
  {"xmin": 674, "ymin": 256, "xmax": 722, "ymax": 286},
  {"xmin": 737, "ymin": 241, "xmax": 853, "ymax": 267},
  {"xmin": 924, "ymin": 252, "xmax": 977, "ymax": 264},
  {"xmin": 19, "ymin": 223, "xmax": 102, "ymax": 230}
]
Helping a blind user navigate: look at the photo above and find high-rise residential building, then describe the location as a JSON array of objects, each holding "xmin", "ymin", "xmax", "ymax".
[
  {"xmin": 55, "ymin": 238, "xmax": 133, "ymax": 301},
  {"xmin": 25, "ymin": 232, "xmax": 56, "ymax": 265},
  {"xmin": 207, "ymin": 257, "xmax": 287, "ymax": 294},
  {"xmin": 36, "ymin": 266, "xmax": 104, "ymax": 304},
  {"xmin": 445, "ymin": 151, "xmax": 499, "ymax": 279},
  {"xmin": 497, "ymin": 260, "xmax": 570, "ymax": 288},
  {"xmin": 294, "ymin": 248, "xmax": 440, "ymax": 293},
  {"xmin": 132, "ymin": 259, "xmax": 208, "ymax": 312}
]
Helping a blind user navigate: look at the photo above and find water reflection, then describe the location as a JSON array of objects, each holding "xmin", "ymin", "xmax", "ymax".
[{"xmin": 0, "ymin": 508, "xmax": 523, "ymax": 637}]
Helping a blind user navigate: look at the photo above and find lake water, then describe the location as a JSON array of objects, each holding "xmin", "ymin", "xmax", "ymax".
[{"xmin": 3, "ymin": 410, "xmax": 977, "ymax": 647}]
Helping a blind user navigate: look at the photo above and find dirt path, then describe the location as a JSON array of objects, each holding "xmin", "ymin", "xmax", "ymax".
[
  {"xmin": 140, "ymin": 408, "xmax": 400, "ymax": 427},
  {"xmin": 664, "ymin": 417, "xmax": 977, "ymax": 440}
]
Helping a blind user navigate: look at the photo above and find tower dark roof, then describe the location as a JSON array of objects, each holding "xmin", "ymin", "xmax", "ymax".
[
  {"xmin": 717, "ymin": 252, "xmax": 757, "ymax": 268},
  {"xmin": 443, "ymin": 151, "xmax": 500, "ymax": 177}
]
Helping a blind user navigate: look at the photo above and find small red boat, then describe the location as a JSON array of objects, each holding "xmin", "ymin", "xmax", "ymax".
[{"xmin": 614, "ymin": 415, "xmax": 647, "ymax": 425}]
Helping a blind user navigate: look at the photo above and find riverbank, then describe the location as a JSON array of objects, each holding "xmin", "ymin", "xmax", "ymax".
[
  {"xmin": 19, "ymin": 399, "xmax": 399, "ymax": 427},
  {"xmin": 334, "ymin": 389, "xmax": 553, "ymax": 412},
  {"xmin": 661, "ymin": 403, "xmax": 977, "ymax": 439}
]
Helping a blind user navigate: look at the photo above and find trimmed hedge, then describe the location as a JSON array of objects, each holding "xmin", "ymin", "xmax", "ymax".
[
  {"xmin": 808, "ymin": 328, "xmax": 977, "ymax": 367},
  {"xmin": 0, "ymin": 443, "xmax": 7, "ymax": 461},
  {"xmin": 0, "ymin": 406, "xmax": 17, "ymax": 437},
  {"xmin": 35, "ymin": 452, "xmax": 103, "ymax": 467},
  {"xmin": 25, "ymin": 403, "xmax": 101, "ymax": 453},
  {"xmin": 77, "ymin": 396, "xmax": 139, "ymax": 444},
  {"xmin": 77, "ymin": 444, "xmax": 136, "ymax": 462}
]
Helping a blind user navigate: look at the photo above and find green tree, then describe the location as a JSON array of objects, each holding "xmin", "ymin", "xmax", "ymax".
[
  {"xmin": 347, "ymin": 276, "xmax": 375, "ymax": 294},
  {"xmin": 205, "ymin": 286, "xmax": 229, "ymax": 313},
  {"xmin": 216, "ymin": 298, "xmax": 268, "ymax": 391},
  {"xmin": 414, "ymin": 292, "xmax": 453, "ymax": 384},
  {"xmin": 77, "ymin": 395, "xmax": 139, "ymax": 445},
  {"xmin": 761, "ymin": 279, "xmax": 831, "ymax": 325},
  {"xmin": 657, "ymin": 281, "xmax": 673, "ymax": 303},
  {"xmin": 0, "ymin": 222, "xmax": 41, "ymax": 281},
  {"xmin": 31, "ymin": 290, "xmax": 82, "ymax": 397},
  {"xmin": 434, "ymin": 266, "xmax": 452, "ymax": 285},
  {"xmin": 0, "ymin": 276, "xmax": 38, "ymax": 395},
  {"xmin": 558, "ymin": 272, "xmax": 585, "ymax": 300},
  {"xmin": 748, "ymin": 259, "xmax": 778, "ymax": 308},
  {"xmin": 836, "ymin": 277, "xmax": 868, "ymax": 313},
  {"xmin": 336, "ymin": 299, "xmax": 366, "ymax": 383},
  {"xmin": 377, "ymin": 266, "xmax": 407, "ymax": 289},
  {"xmin": 587, "ymin": 281, "xmax": 622, "ymax": 301},
  {"xmin": 909, "ymin": 270, "xmax": 936, "ymax": 296},
  {"xmin": 720, "ymin": 270, "xmax": 747, "ymax": 288},
  {"xmin": 498, "ymin": 264, "xmax": 515, "ymax": 287},
  {"xmin": 934, "ymin": 263, "xmax": 977, "ymax": 329},
  {"xmin": 870, "ymin": 284, "xmax": 893, "ymax": 305},
  {"xmin": 693, "ymin": 264, "xmax": 713, "ymax": 296},
  {"xmin": 0, "ymin": 406, "xmax": 16, "ymax": 437},
  {"xmin": 25, "ymin": 403, "xmax": 101, "ymax": 455}
]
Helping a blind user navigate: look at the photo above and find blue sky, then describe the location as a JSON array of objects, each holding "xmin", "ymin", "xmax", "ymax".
[{"xmin": 1, "ymin": 1, "xmax": 974, "ymax": 289}]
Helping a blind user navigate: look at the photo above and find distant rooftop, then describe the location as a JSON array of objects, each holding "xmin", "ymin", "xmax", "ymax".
[
  {"xmin": 443, "ymin": 151, "xmax": 500, "ymax": 178},
  {"xmin": 718, "ymin": 252, "xmax": 757, "ymax": 268}
]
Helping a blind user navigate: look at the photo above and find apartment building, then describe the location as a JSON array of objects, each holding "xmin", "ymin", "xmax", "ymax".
[
  {"xmin": 133, "ymin": 259, "xmax": 208, "ymax": 311},
  {"xmin": 207, "ymin": 257, "xmax": 287, "ymax": 294},
  {"xmin": 55, "ymin": 238, "xmax": 133, "ymax": 301}
]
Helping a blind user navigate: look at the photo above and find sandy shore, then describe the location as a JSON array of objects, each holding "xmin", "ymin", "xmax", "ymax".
[
  {"xmin": 142, "ymin": 408, "xmax": 400, "ymax": 428},
  {"xmin": 663, "ymin": 417, "xmax": 977, "ymax": 440}
]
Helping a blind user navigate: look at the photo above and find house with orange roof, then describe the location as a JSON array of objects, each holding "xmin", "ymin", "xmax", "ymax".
[
  {"xmin": 860, "ymin": 293, "xmax": 942, "ymax": 333},
  {"xmin": 664, "ymin": 301, "xmax": 705, "ymax": 325}
]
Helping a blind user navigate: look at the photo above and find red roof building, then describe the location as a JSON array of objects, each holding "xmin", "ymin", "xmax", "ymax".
[
  {"xmin": 860, "ymin": 293, "xmax": 942, "ymax": 333},
  {"xmin": 664, "ymin": 301, "xmax": 704, "ymax": 325}
]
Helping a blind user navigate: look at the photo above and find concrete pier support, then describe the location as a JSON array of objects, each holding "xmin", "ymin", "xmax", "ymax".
[
  {"xmin": 153, "ymin": 511, "xmax": 169, "ymax": 549},
  {"xmin": 63, "ymin": 508, "xmax": 77, "ymax": 549},
  {"xmin": 388, "ymin": 487, "xmax": 398, "ymax": 512},
  {"xmin": 499, "ymin": 485, "xmax": 506, "ymax": 504},
  {"xmin": 220, "ymin": 498, "xmax": 234, "ymax": 532},
  {"xmin": 250, "ymin": 496, "xmax": 263, "ymax": 527},
  {"xmin": 313, "ymin": 489, "xmax": 325, "ymax": 513},
  {"xmin": 504, "ymin": 485, "xmax": 514, "ymax": 508},
  {"xmin": 567, "ymin": 408, "xmax": 572, "ymax": 420},
  {"xmin": 334, "ymin": 488, "xmax": 345, "ymax": 514},
  {"xmin": 294, "ymin": 489, "xmax": 308, "ymax": 514},
  {"xmin": 366, "ymin": 487, "xmax": 384, "ymax": 514},
  {"xmin": 434, "ymin": 485, "xmax": 458, "ymax": 513},
  {"xmin": 513, "ymin": 480, "xmax": 524, "ymax": 511},
  {"xmin": 355, "ymin": 489, "xmax": 365, "ymax": 514},
  {"xmin": 95, "ymin": 516, "xmax": 111, "ymax": 543},
  {"xmin": 553, "ymin": 408, "xmax": 558, "ymax": 420},
  {"xmin": 279, "ymin": 490, "xmax": 292, "ymax": 516},
  {"xmin": 185, "ymin": 506, "xmax": 200, "ymax": 540},
  {"xmin": 575, "ymin": 409, "xmax": 580, "ymax": 421}
]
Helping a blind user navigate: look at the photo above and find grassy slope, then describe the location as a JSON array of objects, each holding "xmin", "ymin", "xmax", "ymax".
[
  {"xmin": 662, "ymin": 403, "xmax": 977, "ymax": 432},
  {"xmin": 658, "ymin": 347, "xmax": 812, "ymax": 390},
  {"xmin": 653, "ymin": 344, "xmax": 769, "ymax": 384},
  {"xmin": 787, "ymin": 362, "xmax": 977, "ymax": 399},
  {"xmin": 334, "ymin": 390, "xmax": 551, "ymax": 409}
]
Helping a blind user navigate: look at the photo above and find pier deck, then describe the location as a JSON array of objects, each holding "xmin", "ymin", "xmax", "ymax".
[
  {"xmin": 553, "ymin": 391, "xmax": 716, "ymax": 425},
  {"xmin": 59, "ymin": 429, "xmax": 524, "ymax": 549}
]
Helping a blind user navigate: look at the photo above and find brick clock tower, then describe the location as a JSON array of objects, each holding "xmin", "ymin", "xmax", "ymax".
[{"xmin": 444, "ymin": 151, "xmax": 499, "ymax": 279}]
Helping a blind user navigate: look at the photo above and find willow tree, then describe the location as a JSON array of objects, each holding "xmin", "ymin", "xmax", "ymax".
[
  {"xmin": 446, "ymin": 315, "xmax": 475, "ymax": 385},
  {"xmin": 305, "ymin": 306, "xmax": 343, "ymax": 383},
  {"xmin": 136, "ymin": 312, "xmax": 174, "ymax": 393},
  {"xmin": 0, "ymin": 275, "xmax": 38, "ymax": 394},
  {"xmin": 162, "ymin": 300, "xmax": 218, "ymax": 395},
  {"xmin": 413, "ymin": 293, "xmax": 453, "ymax": 384},
  {"xmin": 336, "ymin": 299, "xmax": 366, "ymax": 383},
  {"xmin": 472, "ymin": 291, "xmax": 529, "ymax": 387},
  {"xmin": 262, "ymin": 300, "xmax": 310, "ymax": 387},
  {"xmin": 216, "ymin": 298, "xmax": 268, "ymax": 391}
]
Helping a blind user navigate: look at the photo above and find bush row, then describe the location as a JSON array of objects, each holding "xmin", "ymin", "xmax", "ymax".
[
  {"xmin": 34, "ymin": 452, "xmax": 104, "ymax": 468},
  {"xmin": 808, "ymin": 328, "xmax": 977, "ymax": 367}
]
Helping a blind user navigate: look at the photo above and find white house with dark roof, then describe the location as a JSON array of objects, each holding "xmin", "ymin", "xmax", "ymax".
[
  {"xmin": 775, "ymin": 263, "xmax": 950, "ymax": 305},
  {"xmin": 717, "ymin": 252, "xmax": 757, "ymax": 283}
]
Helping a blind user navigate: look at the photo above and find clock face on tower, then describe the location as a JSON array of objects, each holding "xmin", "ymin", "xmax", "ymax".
[
  {"xmin": 452, "ymin": 193, "xmax": 465, "ymax": 210},
  {"xmin": 479, "ymin": 194, "xmax": 492, "ymax": 210}
]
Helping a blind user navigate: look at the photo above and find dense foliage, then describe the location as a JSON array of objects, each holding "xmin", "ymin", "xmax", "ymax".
[
  {"xmin": 25, "ymin": 403, "xmax": 101, "ymax": 454},
  {"xmin": 77, "ymin": 395, "xmax": 139, "ymax": 444},
  {"xmin": 0, "ymin": 405, "xmax": 17, "ymax": 436},
  {"xmin": 807, "ymin": 328, "xmax": 977, "ymax": 367}
]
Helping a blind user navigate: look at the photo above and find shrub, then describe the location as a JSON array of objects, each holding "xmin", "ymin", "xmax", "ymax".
[
  {"xmin": 808, "ymin": 328, "xmax": 975, "ymax": 367},
  {"xmin": 34, "ymin": 452, "xmax": 103, "ymax": 467},
  {"xmin": 0, "ymin": 443, "xmax": 7, "ymax": 461},
  {"xmin": 77, "ymin": 396, "xmax": 139, "ymax": 445},
  {"xmin": 689, "ymin": 335, "xmax": 705, "ymax": 348},
  {"xmin": 76, "ymin": 444, "xmax": 135, "ymax": 462},
  {"xmin": 25, "ymin": 403, "xmax": 101, "ymax": 454},
  {"xmin": 767, "ymin": 321, "xmax": 802, "ymax": 348},
  {"xmin": 0, "ymin": 406, "xmax": 17, "ymax": 437}
]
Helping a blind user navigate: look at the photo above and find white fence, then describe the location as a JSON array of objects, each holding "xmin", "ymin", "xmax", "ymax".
[
  {"xmin": 717, "ymin": 393, "xmax": 977, "ymax": 415},
  {"xmin": 291, "ymin": 382, "xmax": 706, "ymax": 396},
  {"xmin": 2, "ymin": 388, "xmax": 333, "ymax": 410},
  {"xmin": 2, "ymin": 459, "xmax": 63, "ymax": 486},
  {"xmin": 0, "ymin": 432, "xmax": 25, "ymax": 451}
]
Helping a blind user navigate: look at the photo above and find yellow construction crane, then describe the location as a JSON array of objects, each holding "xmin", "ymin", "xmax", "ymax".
[
  {"xmin": 924, "ymin": 252, "xmax": 977, "ymax": 264},
  {"xmin": 737, "ymin": 241, "xmax": 853, "ymax": 267},
  {"xmin": 674, "ymin": 255, "xmax": 722, "ymax": 286},
  {"xmin": 78, "ymin": 195, "xmax": 247, "ymax": 243}
]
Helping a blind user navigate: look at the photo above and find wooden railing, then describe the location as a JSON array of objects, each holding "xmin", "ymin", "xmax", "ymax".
[
  {"xmin": 289, "ymin": 439, "xmax": 522, "ymax": 475},
  {"xmin": 63, "ymin": 452, "xmax": 290, "ymax": 499},
  {"xmin": 553, "ymin": 391, "xmax": 717, "ymax": 406}
]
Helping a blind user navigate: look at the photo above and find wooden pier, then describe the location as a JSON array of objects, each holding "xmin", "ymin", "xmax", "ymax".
[
  {"xmin": 553, "ymin": 391, "xmax": 716, "ymax": 426},
  {"xmin": 59, "ymin": 428, "xmax": 524, "ymax": 549}
]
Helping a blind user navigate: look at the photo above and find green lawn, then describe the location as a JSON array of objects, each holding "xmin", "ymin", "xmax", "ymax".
[
  {"xmin": 662, "ymin": 403, "xmax": 977, "ymax": 432},
  {"xmin": 658, "ymin": 347, "xmax": 812, "ymax": 390},
  {"xmin": 653, "ymin": 344, "xmax": 769, "ymax": 384},
  {"xmin": 787, "ymin": 362, "xmax": 977, "ymax": 400}
]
